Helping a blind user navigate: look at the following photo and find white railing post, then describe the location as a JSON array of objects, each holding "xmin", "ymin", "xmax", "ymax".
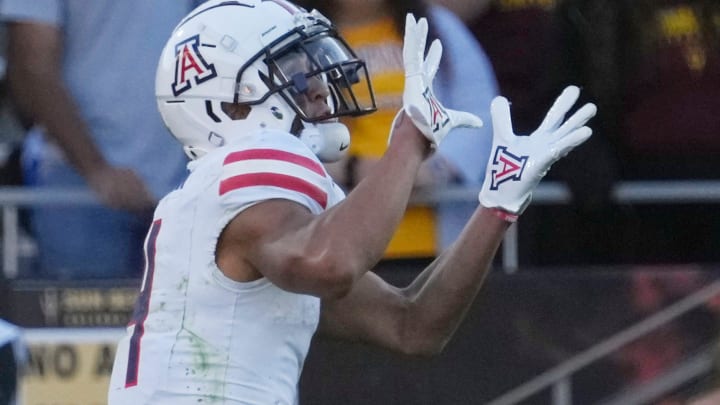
[
  {"xmin": 502, "ymin": 223, "xmax": 519, "ymax": 273},
  {"xmin": 3, "ymin": 205, "xmax": 19, "ymax": 279},
  {"xmin": 552, "ymin": 378, "xmax": 572, "ymax": 405}
]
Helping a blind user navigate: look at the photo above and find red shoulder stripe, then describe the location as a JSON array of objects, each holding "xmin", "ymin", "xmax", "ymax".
[
  {"xmin": 223, "ymin": 148, "xmax": 325, "ymax": 176},
  {"xmin": 219, "ymin": 172, "xmax": 328, "ymax": 208}
]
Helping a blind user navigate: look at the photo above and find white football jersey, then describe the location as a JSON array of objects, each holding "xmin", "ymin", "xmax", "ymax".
[{"xmin": 109, "ymin": 129, "xmax": 346, "ymax": 405}]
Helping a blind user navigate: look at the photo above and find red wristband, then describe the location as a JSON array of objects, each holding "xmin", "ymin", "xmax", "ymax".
[{"xmin": 489, "ymin": 207, "xmax": 519, "ymax": 223}]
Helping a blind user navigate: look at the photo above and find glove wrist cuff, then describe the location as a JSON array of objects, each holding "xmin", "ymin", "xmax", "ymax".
[{"xmin": 488, "ymin": 207, "xmax": 519, "ymax": 223}]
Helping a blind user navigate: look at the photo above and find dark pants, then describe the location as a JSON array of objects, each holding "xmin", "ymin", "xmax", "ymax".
[{"xmin": 0, "ymin": 342, "xmax": 17, "ymax": 405}]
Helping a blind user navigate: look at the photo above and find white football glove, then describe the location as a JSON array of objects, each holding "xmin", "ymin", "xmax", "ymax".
[
  {"xmin": 479, "ymin": 85, "xmax": 597, "ymax": 215},
  {"xmin": 400, "ymin": 13, "xmax": 483, "ymax": 146}
]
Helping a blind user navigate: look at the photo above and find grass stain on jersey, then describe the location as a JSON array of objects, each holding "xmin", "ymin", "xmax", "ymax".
[
  {"xmin": 187, "ymin": 332, "xmax": 227, "ymax": 401},
  {"xmin": 189, "ymin": 333, "xmax": 211, "ymax": 372},
  {"xmin": 177, "ymin": 276, "xmax": 189, "ymax": 292}
]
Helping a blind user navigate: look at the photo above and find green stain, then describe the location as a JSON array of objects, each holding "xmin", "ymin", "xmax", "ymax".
[
  {"xmin": 189, "ymin": 334, "xmax": 211, "ymax": 372},
  {"xmin": 178, "ymin": 276, "xmax": 189, "ymax": 291},
  {"xmin": 186, "ymin": 332, "xmax": 226, "ymax": 401}
]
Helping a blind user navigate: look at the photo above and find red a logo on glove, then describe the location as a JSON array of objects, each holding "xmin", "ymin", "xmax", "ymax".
[
  {"xmin": 423, "ymin": 88, "xmax": 450, "ymax": 133},
  {"xmin": 489, "ymin": 146, "xmax": 528, "ymax": 190}
]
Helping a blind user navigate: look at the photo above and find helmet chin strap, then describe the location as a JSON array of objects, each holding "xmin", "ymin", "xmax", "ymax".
[{"xmin": 298, "ymin": 121, "xmax": 350, "ymax": 163}]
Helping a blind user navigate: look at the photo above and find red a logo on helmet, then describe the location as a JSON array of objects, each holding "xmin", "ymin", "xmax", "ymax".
[{"xmin": 172, "ymin": 35, "xmax": 217, "ymax": 96}]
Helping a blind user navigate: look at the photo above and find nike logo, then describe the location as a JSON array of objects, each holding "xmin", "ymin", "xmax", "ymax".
[{"xmin": 339, "ymin": 142, "xmax": 349, "ymax": 151}]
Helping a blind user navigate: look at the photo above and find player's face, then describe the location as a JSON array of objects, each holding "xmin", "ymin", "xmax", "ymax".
[{"xmin": 275, "ymin": 52, "xmax": 332, "ymax": 120}]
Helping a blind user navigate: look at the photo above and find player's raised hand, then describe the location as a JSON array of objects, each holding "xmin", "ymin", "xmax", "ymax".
[
  {"xmin": 479, "ymin": 85, "xmax": 596, "ymax": 215},
  {"xmin": 400, "ymin": 13, "xmax": 483, "ymax": 146}
]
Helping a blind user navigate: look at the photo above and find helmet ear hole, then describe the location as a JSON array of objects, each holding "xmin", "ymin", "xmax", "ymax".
[
  {"xmin": 290, "ymin": 115, "xmax": 304, "ymax": 136},
  {"xmin": 221, "ymin": 102, "xmax": 252, "ymax": 120}
]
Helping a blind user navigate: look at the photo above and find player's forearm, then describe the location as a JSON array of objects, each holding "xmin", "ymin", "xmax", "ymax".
[
  {"xmin": 7, "ymin": 23, "xmax": 108, "ymax": 178},
  {"xmin": 315, "ymin": 118, "xmax": 429, "ymax": 282},
  {"xmin": 399, "ymin": 206, "xmax": 509, "ymax": 354}
]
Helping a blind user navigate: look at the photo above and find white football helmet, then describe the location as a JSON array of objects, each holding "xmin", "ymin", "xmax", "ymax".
[{"xmin": 156, "ymin": 0, "xmax": 376, "ymax": 161}]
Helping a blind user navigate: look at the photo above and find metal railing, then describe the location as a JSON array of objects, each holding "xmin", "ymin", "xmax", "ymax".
[
  {"xmin": 487, "ymin": 279, "xmax": 720, "ymax": 405},
  {"xmin": 599, "ymin": 347, "xmax": 715, "ymax": 405},
  {"xmin": 0, "ymin": 188, "xmax": 97, "ymax": 279},
  {"xmin": 414, "ymin": 179, "xmax": 720, "ymax": 273},
  {"xmin": 3, "ymin": 180, "xmax": 720, "ymax": 278}
]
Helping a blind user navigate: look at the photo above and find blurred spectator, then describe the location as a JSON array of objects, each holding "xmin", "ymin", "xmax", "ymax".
[
  {"xmin": 0, "ymin": 320, "xmax": 23, "ymax": 405},
  {"xmin": 296, "ymin": 0, "xmax": 499, "ymax": 258},
  {"xmin": 442, "ymin": 0, "xmax": 619, "ymax": 202},
  {"xmin": 0, "ymin": 24, "xmax": 25, "ymax": 176},
  {"xmin": 552, "ymin": 0, "xmax": 720, "ymax": 180},
  {"xmin": 557, "ymin": 0, "xmax": 720, "ymax": 264},
  {"xmin": 0, "ymin": 1, "xmax": 205, "ymax": 279},
  {"xmin": 0, "ymin": 24, "xmax": 35, "ymax": 272},
  {"xmin": 442, "ymin": 0, "xmax": 720, "ymax": 266},
  {"xmin": 462, "ymin": 0, "xmax": 567, "ymax": 136},
  {"xmin": 446, "ymin": 0, "xmax": 622, "ymax": 266}
]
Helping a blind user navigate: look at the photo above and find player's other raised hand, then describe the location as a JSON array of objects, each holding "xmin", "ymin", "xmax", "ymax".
[
  {"xmin": 479, "ymin": 85, "xmax": 597, "ymax": 215},
  {"xmin": 399, "ymin": 13, "xmax": 483, "ymax": 147}
]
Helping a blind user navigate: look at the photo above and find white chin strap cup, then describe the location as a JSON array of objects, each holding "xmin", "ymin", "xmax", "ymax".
[{"xmin": 299, "ymin": 122, "xmax": 350, "ymax": 163}]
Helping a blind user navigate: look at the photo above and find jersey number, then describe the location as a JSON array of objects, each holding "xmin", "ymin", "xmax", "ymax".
[{"xmin": 125, "ymin": 219, "xmax": 162, "ymax": 387}]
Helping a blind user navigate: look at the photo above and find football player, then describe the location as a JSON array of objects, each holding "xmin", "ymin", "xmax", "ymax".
[{"xmin": 109, "ymin": 0, "xmax": 596, "ymax": 403}]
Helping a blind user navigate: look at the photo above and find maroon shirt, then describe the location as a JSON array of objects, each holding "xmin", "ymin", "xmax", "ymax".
[
  {"xmin": 470, "ymin": 1, "xmax": 566, "ymax": 135},
  {"xmin": 621, "ymin": 2, "xmax": 720, "ymax": 158}
]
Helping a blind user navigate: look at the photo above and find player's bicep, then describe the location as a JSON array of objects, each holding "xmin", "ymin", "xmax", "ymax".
[
  {"xmin": 215, "ymin": 140, "xmax": 341, "ymax": 292},
  {"xmin": 217, "ymin": 198, "xmax": 316, "ymax": 284},
  {"xmin": 318, "ymin": 272, "xmax": 409, "ymax": 351}
]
